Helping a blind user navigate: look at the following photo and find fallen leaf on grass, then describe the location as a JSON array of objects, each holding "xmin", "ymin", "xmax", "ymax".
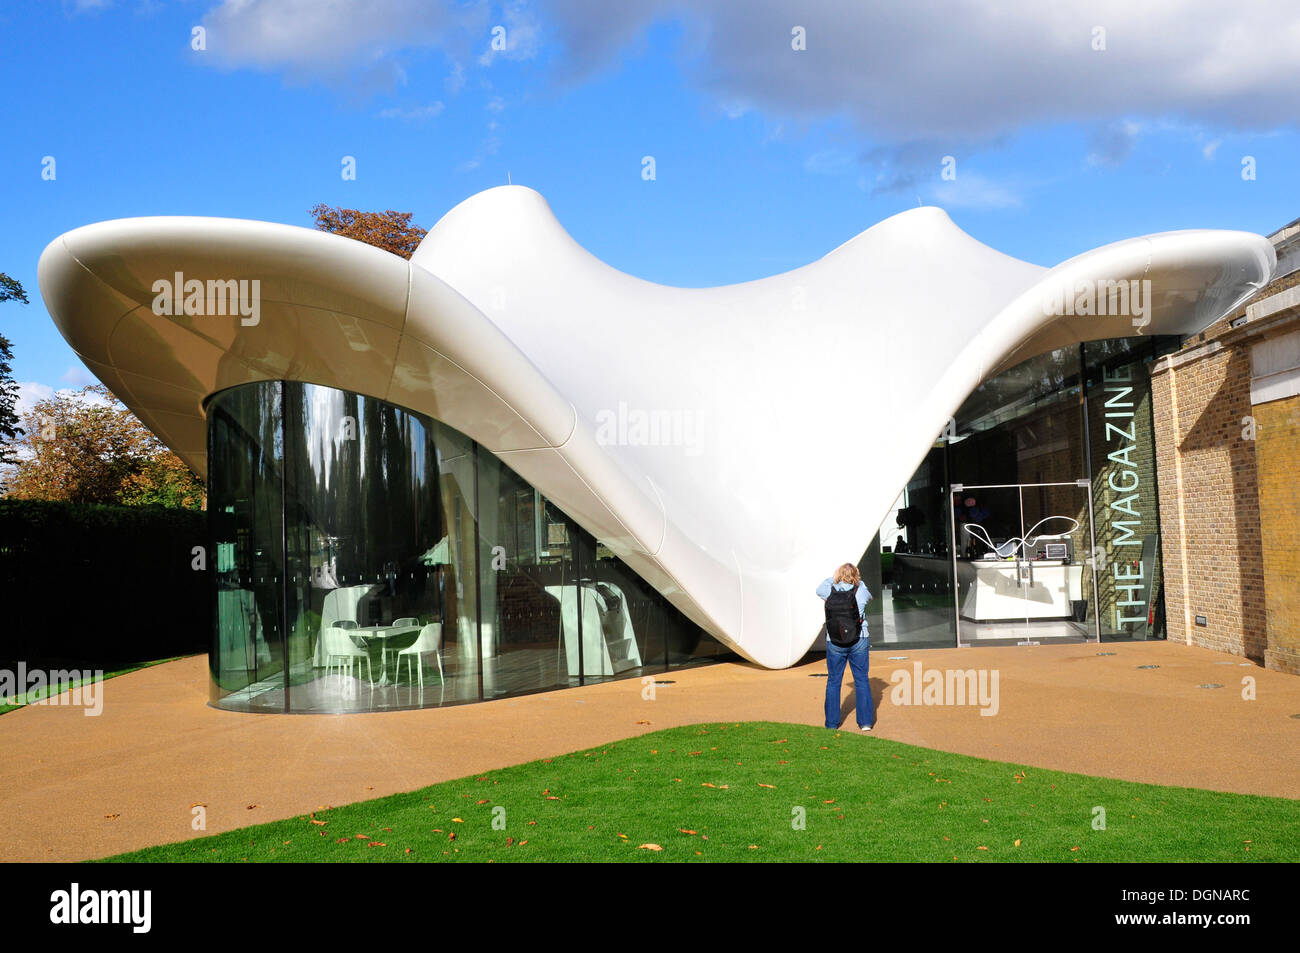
[
  {"xmin": 452, "ymin": 817, "xmax": 464, "ymax": 823},
  {"xmin": 638, "ymin": 844, "xmax": 663, "ymax": 851},
  {"xmin": 1014, "ymin": 839, "xmax": 1021, "ymax": 847},
  {"xmin": 679, "ymin": 829, "xmax": 697, "ymax": 835},
  {"xmin": 477, "ymin": 799, "xmax": 490, "ymax": 805},
  {"xmin": 367, "ymin": 842, "xmax": 386, "ymax": 848},
  {"xmin": 976, "ymin": 846, "xmax": 989, "ymax": 851},
  {"xmin": 758, "ymin": 783, "xmax": 775, "ymax": 788}
]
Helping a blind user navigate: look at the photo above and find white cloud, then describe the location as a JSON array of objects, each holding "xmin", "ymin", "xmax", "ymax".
[
  {"xmin": 13, "ymin": 381, "xmax": 114, "ymax": 420},
  {"xmin": 445, "ymin": 62, "xmax": 466, "ymax": 94},
  {"xmin": 540, "ymin": 2, "xmax": 1300, "ymax": 142},
  {"xmin": 1202, "ymin": 137, "xmax": 1224, "ymax": 159},
  {"xmin": 478, "ymin": 1, "xmax": 543, "ymax": 65},
  {"xmin": 193, "ymin": 1, "xmax": 1300, "ymax": 173},
  {"xmin": 13, "ymin": 382, "xmax": 53, "ymax": 419},
  {"xmin": 378, "ymin": 102, "xmax": 446, "ymax": 121},
  {"xmin": 60, "ymin": 364, "xmax": 97, "ymax": 386},
  {"xmin": 199, "ymin": 0, "xmax": 489, "ymax": 88},
  {"xmin": 803, "ymin": 149, "xmax": 853, "ymax": 175},
  {"xmin": 1086, "ymin": 119, "xmax": 1142, "ymax": 168},
  {"xmin": 929, "ymin": 173, "xmax": 1022, "ymax": 210}
]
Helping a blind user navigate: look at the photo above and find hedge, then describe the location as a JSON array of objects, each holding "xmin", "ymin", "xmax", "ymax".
[{"xmin": 0, "ymin": 499, "xmax": 208, "ymax": 670}]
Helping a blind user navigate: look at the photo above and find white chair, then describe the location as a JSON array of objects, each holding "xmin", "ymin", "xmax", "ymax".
[
  {"xmin": 395, "ymin": 623, "xmax": 443, "ymax": 687},
  {"xmin": 322, "ymin": 623, "xmax": 371, "ymax": 681},
  {"xmin": 384, "ymin": 618, "xmax": 421, "ymax": 670}
]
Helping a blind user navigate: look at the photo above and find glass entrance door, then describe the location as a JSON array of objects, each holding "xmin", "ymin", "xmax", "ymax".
[{"xmin": 950, "ymin": 481, "xmax": 1098, "ymax": 645}]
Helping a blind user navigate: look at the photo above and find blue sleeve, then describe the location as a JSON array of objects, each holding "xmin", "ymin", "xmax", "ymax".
[
  {"xmin": 815, "ymin": 579, "xmax": 832, "ymax": 600},
  {"xmin": 856, "ymin": 586, "xmax": 871, "ymax": 617}
]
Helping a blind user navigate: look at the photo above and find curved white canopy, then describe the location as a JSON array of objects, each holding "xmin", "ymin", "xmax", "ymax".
[{"xmin": 38, "ymin": 186, "xmax": 1275, "ymax": 667}]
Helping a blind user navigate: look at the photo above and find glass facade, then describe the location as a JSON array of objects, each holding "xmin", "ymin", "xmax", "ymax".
[
  {"xmin": 868, "ymin": 337, "xmax": 1177, "ymax": 648},
  {"xmin": 208, "ymin": 381, "xmax": 726, "ymax": 713}
]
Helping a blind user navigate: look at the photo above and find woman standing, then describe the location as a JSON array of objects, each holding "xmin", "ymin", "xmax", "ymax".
[{"xmin": 816, "ymin": 563, "xmax": 875, "ymax": 731}]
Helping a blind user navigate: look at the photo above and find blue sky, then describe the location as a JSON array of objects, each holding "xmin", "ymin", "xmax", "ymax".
[{"xmin": 2, "ymin": 0, "xmax": 1298, "ymax": 406}]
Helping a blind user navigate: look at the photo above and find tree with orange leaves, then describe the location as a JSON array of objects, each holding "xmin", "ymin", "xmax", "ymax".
[{"xmin": 309, "ymin": 205, "xmax": 428, "ymax": 259}]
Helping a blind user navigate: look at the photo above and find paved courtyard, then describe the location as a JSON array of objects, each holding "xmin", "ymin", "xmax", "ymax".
[{"xmin": 1, "ymin": 640, "xmax": 1296, "ymax": 862}]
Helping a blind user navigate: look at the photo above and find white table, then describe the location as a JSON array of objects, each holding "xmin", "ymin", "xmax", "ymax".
[{"xmin": 350, "ymin": 626, "xmax": 421, "ymax": 685}]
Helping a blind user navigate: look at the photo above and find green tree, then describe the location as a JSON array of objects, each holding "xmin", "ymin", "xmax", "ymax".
[
  {"xmin": 4, "ymin": 383, "xmax": 204, "ymax": 509},
  {"xmin": 0, "ymin": 273, "xmax": 27, "ymax": 465}
]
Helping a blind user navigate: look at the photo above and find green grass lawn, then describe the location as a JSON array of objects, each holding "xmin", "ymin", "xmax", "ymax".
[{"xmin": 104, "ymin": 721, "xmax": 1299, "ymax": 862}]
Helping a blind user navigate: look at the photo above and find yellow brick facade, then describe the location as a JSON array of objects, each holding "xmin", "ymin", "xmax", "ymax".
[
  {"xmin": 1150, "ymin": 260, "xmax": 1300, "ymax": 675},
  {"xmin": 1255, "ymin": 395, "xmax": 1300, "ymax": 674}
]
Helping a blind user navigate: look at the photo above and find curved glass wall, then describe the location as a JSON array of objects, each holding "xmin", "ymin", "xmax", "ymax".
[{"xmin": 208, "ymin": 380, "xmax": 725, "ymax": 713}]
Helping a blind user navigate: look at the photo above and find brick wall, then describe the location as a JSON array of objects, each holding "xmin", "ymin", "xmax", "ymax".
[
  {"xmin": 1255, "ymin": 394, "xmax": 1300, "ymax": 674},
  {"xmin": 1150, "ymin": 346, "xmax": 1268, "ymax": 659}
]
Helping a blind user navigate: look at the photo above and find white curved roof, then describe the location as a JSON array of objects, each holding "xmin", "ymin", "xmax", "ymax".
[{"xmin": 37, "ymin": 186, "xmax": 1275, "ymax": 667}]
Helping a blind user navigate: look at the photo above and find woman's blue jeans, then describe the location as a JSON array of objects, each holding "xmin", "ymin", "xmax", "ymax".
[{"xmin": 825, "ymin": 634, "xmax": 874, "ymax": 729}]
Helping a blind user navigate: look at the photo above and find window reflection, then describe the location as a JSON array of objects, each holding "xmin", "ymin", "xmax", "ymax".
[{"xmin": 208, "ymin": 381, "xmax": 725, "ymax": 712}]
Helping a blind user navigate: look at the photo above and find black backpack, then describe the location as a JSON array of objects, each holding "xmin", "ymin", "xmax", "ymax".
[{"xmin": 824, "ymin": 582, "xmax": 862, "ymax": 647}]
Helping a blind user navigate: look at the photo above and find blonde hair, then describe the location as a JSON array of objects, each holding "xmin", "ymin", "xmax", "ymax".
[{"xmin": 832, "ymin": 563, "xmax": 860, "ymax": 585}]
